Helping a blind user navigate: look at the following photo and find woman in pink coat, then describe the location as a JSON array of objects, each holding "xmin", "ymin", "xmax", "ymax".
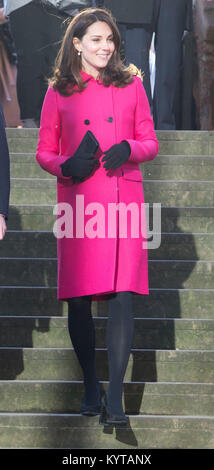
[{"xmin": 36, "ymin": 8, "xmax": 159, "ymax": 425}]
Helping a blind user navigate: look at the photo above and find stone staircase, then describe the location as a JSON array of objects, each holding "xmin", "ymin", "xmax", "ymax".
[{"xmin": 0, "ymin": 129, "xmax": 214, "ymax": 448}]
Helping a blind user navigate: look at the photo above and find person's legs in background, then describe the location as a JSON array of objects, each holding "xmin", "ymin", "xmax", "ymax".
[
  {"xmin": 125, "ymin": 24, "xmax": 153, "ymax": 109},
  {"xmin": 9, "ymin": 3, "xmax": 40, "ymax": 126},
  {"xmin": 118, "ymin": 22, "xmax": 153, "ymax": 109},
  {"xmin": 153, "ymin": 0, "xmax": 187, "ymax": 129},
  {"xmin": 37, "ymin": 2, "xmax": 69, "ymax": 122},
  {"xmin": 9, "ymin": 2, "xmax": 67, "ymax": 127}
]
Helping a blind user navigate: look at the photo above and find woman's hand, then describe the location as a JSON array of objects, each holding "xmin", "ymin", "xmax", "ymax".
[
  {"xmin": 0, "ymin": 215, "xmax": 7, "ymax": 240},
  {"xmin": 60, "ymin": 153, "xmax": 100, "ymax": 182},
  {"xmin": 102, "ymin": 141, "xmax": 131, "ymax": 170}
]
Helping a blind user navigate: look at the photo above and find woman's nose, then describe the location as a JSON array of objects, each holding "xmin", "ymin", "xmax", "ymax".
[{"xmin": 100, "ymin": 41, "xmax": 110, "ymax": 50}]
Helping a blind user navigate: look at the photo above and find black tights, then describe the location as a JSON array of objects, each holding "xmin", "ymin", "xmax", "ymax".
[{"xmin": 68, "ymin": 291, "xmax": 134, "ymax": 415}]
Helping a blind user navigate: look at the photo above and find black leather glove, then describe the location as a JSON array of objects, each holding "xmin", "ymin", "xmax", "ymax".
[
  {"xmin": 101, "ymin": 141, "xmax": 131, "ymax": 170},
  {"xmin": 60, "ymin": 153, "xmax": 100, "ymax": 182}
]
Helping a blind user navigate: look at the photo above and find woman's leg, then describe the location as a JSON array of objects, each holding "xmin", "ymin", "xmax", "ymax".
[
  {"xmin": 106, "ymin": 291, "xmax": 134, "ymax": 415},
  {"xmin": 68, "ymin": 295, "xmax": 100, "ymax": 406}
]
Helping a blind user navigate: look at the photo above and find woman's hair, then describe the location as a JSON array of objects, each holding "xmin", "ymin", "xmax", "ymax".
[{"xmin": 50, "ymin": 8, "xmax": 138, "ymax": 96}]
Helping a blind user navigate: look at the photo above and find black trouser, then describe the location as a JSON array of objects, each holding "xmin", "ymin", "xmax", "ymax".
[
  {"xmin": 119, "ymin": 0, "xmax": 190, "ymax": 129},
  {"xmin": 0, "ymin": 104, "xmax": 10, "ymax": 218},
  {"xmin": 9, "ymin": 2, "xmax": 68, "ymax": 121},
  {"xmin": 68, "ymin": 291, "xmax": 134, "ymax": 415}
]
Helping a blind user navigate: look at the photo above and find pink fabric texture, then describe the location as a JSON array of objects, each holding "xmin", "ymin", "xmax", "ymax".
[{"xmin": 36, "ymin": 72, "xmax": 159, "ymax": 300}]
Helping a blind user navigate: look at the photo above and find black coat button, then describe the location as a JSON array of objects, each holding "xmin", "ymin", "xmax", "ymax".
[
  {"xmin": 84, "ymin": 119, "xmax": 90, "ymax": 125},
  {"xmin": 107, "ymin": 117, "xmax": 113, "ymax": 122}
]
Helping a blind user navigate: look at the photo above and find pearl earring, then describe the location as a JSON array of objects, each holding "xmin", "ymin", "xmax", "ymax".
[{"xmin": 78, "ymin": 51, "xmax": 81, "ymax": 56}]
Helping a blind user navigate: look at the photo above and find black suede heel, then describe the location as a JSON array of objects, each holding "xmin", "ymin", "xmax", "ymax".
[{"xmin": 99, "ymin": 393, "xmax": 128, "ymax": 425}]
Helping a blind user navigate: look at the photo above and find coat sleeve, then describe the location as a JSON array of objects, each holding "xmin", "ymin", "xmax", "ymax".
[
  {"xmin": 126, "ymin": 76, "xmax": 159, "ymax": 164},
  {"xmin": 36, "ymin": 86, "xmax": 69, "ymax": 179},
  {"xmin": 0, "ymin": 105, "xmax": 10, "ymax": 219}
]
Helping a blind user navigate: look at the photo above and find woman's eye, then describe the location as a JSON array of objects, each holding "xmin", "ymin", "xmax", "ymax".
[{"xmin": 92, "ymin": 38, "xmax": 114, "ymax": 43}]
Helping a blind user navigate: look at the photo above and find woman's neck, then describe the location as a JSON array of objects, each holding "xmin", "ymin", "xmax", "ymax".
[{"xmin": 81, "ymin": 65, "xmax": 100, "ymax": 80}]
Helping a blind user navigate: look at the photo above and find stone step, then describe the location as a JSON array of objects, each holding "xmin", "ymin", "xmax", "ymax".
[
  {"xmin": 158, "ymin": 207, "xmax": 214, "ymax": 233},
  {"xmin": 9, "ymin": 153, "xmax": 214, "ymax": 181},
  {"xmin": 6, "ymin": 128, "xmax": 39, "ymax": 139},
  {"xmin": 0, "ymin": 287, "xmax": 65, "ymax": 317},
  {"xmin": 7, "ymin": 138, "xmax": 38, "ymax": 154},
  {"xmin": 5, "ymin": 129, "xmax": 213, "ymax": 140},
  {"xmin": 0, "ymin": 348, "xmax": 213, "ymax": 382},
  {"xmin": 7, "ymin": 136, "xmax": 212, "ymax": 155},
  {"xmin": 5, "ymin": 129, "xmax": 212, "ymax": 138},
  {"xmin": 10, "ymin": 177, "xmax": 214, "ymax": 206},
  {"xmin": 8, "ymin": 205, "xmax": 55, "ymax": 232},
  {"xmin": 1, "ymin": 231, "xmax": 213, "ymax": 261},
  {"xmin": 0, "ymin": 287, "xmax": 213, "ymax": 319},
  {"xmin": 5, "ymin": 129, "xmax": 214, "ymax": 156},
  {"xmin": 10, "ymin": 179, "xmax": 57, "ymax": 205},
  {"xmin": 149, "ymin": 260, "xmax": 214, "ymax": 289},
  {"xmin": 157, "ymin": 140, "xmax": 213, "ymax": 156},
  {"xmin": 132, "ymin": 288, "xmax": 214, "ymax": 319},
  {"xmin": 143, "ymin": 181, "xmax": 214, "ymax": 207},
  {"xmin": 0, "ymin": 381, "xmax": 213, "ymax": 416},
  {"xmin": 0, "ymin": 317, "xmax": 213, "ymax": 350},
  {"xmin": 10, "ymin": 154, "xmax": 55, "ymax": 179},
  {"xmin": 155, "ymin": 130, "xmax": 214, "ymax": 157},
  {"xmin": 7, "ymin": 205, "xmax": 214, "ymax": 233},
  {"xmin": 149, "ymin": 233, "xmax": 214, "ymax": 261},
  {"xmin": 155, "ymin": 130, "xmax": 214, "ymax": 141},
  {"xmin": 0, "ymin": 413, "xmax": 213, "ymax": 448},
  {"xmin": 0, "ymin": 258, "xmax": 57, "ymax": 287},
  {"xmin": 143, "ymin": 155, "xmax": 214, "ymax": 180},
  {"xmin": 0, "ymin": 258, "xmax": 213, "ymax": 289},
  {"xmin": 0, "ymin": 231, "xmax": 57, "ymax": 259}
]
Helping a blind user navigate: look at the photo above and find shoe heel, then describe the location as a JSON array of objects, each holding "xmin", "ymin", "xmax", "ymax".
[
  {"xmin": 99, "ymin": 392, "xmax": 107, "ymax": 424},
  {"xmin": 99, "ymin": 394, "xmax": 128, "ymax": 426}
]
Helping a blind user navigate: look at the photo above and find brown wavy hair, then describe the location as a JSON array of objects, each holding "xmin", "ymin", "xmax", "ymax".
[{"xmin": 50, "ymin": 8, "xmax": 136, "ymax": 96}]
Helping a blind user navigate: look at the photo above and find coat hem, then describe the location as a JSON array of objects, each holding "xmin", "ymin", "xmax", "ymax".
[{"xmin": 58, "ymin": 288, "xmax": 149, "ymax": 302}]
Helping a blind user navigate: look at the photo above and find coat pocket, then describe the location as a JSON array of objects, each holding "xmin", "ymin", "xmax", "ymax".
[{"xmin": 121, "ymin": 165, "xmax": 143, "ymax": 182}]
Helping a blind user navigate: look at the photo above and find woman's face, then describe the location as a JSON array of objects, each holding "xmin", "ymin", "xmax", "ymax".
[{"xmin": 73, "ymin": 21, "xmax": 115, "ymax": 78}]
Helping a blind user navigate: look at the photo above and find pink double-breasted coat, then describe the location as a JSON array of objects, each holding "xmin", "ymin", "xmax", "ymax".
[{"xmin": 36, "ymin": 71, "xmax": 159, "ymax": 301}]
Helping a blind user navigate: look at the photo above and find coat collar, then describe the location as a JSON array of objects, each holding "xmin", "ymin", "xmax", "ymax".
[{"xmin": 80, "ymin": 69, "xmax": 103, "ymax": 85}]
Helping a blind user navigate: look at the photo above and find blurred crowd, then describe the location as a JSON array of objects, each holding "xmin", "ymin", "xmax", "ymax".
[{"xmin": 0, "ymin": 0, "xmax": 213, "ymax": 130}]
